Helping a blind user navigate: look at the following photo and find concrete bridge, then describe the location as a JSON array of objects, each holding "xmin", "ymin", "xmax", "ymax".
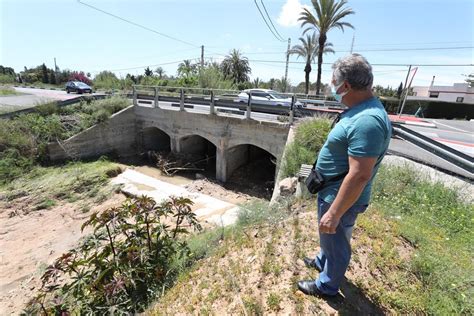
[{"xmin": 48, "ymin": 101, "xmax": 291, "ymax": 182}]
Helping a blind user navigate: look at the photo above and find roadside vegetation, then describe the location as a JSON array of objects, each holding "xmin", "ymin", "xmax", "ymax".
[
  {"xmin": 281, "ymin": 117, "xmax": 332, "ymax": 178},
  {"xmin": 0, "ymin": 96, "xmax": 129, "ymax": 184},
  {"xmin": 0, "ymin": 86, "xmax": 23, "ymax": 96}
]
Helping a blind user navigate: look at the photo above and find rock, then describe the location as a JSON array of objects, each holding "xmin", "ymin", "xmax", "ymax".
[
  {"xmin": 279, "ymin": 177, "xmax": 297, "ymax": 196},
  {"xmin": 195, "ymin": 173, "xmax": 205, "ymax": 180}
]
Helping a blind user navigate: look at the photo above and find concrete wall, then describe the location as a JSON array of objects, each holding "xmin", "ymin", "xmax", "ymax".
[{"xmin": 48, "ymin": 105, "xmax": 137, "ymax": 160}]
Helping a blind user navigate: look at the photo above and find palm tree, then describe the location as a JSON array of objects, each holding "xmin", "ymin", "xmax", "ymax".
[
  {"xmin": 221, "ymin": 49, "xmax": 251, "ymax": 83},
  {"xmin": 290, "ymin": 32, "xmax": 334, "ymax": 94},
  {"xmin": 155, "ymin": 67, "xmax": 165, "ymax": 79},
  {"xmin": 177, "ymin": 60, "xmax": 196, "ymax": 78},
  {"xmin": 253, "ymin": 77, "xmax": 261, "ymax": 88},
  {"xmin": 298, "ymin": 0, "xmax": 354, "ymax": 95}
]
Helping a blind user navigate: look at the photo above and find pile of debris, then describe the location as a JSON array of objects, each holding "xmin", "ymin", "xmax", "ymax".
[{"xmin": 144, "ymin": 151, "xmax": 214, "ymax": 176}]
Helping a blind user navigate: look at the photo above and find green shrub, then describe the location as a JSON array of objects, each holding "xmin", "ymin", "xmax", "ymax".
[
  {"xmin": 35, "ymin": 101, "xmax": 59, "ymax": 116},
  {"xmin": 25, "ymin": 196, "xmax": 202, "ymax": 314},
  {"xmin": 0, "ymin": 86, "xmax": 18, "ymax": 95},
  {"xmin": 0, "ymin": 74, "xmax": 16, "ymax": 84},
  {"xmin": 281, "ymin": 117, "xmax": 331, "ymax": 177}
]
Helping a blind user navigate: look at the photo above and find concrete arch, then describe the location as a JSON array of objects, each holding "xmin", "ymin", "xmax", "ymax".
[
  {"xmin": 219, "ymin": 143, "xmax": 277, "ymax": 183},
  {"xmin": 140, "ymin": 126, "xmax": 171, "ymax": 152},
  {"xmin": 177, "ymin": 132, "xmax": 219, "ymax": 149},
  {"xmin": 176, "ymin": 134, "xmax": 217, "ymax": 156},
  {"xmin": 227, "ymin": 139, "xmax": 281, "ymax": 161}
]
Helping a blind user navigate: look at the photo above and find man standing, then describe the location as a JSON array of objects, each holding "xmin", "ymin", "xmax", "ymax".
[{"xmin": 298, "ymin": 54, "xmax": 392, "ymax": 297}]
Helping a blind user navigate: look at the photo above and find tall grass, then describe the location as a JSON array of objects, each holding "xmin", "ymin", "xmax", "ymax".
[
  {"xmin": 371, "ymin": 165, "xmax": 473, "ymax": 314},
  {"xmin": 0, "ymin": 86, "xmax": 21, "ymax": 96},
  {"xmin": 281, "ymin": 117, "xmax": 332, "ymax": 178}
]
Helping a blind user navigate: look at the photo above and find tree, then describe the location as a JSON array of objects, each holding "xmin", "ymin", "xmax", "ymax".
[
  {"xmin": 49, "ymin": 71, "xmax": 56, "ymax": 84},
  {"xmin": 198, "ymin": 63, "xmax": 234, "ymax": 89},
  {"xmin": 69, "ymin": 71, "xmax": 92, "ymax": 85},
  {"xmin": 221, "ymin": 49, "xmax": 251, "ymax": 83},
  {"xmin": 396, "ymin": 82, "xmax": 403, "ymax": 99},
  {"xmin": 144, "ymin": 66, "xmax": 153, "ymax": 77},
  {"xmin": 94, "ymin": 71, "xmax": 120, "ymax": 90},
  {"xmin": 299, "ymin": 0, "xmax": 355, "ymax": 95},
  {"xmin": 41, "ymin": 63, "xmax": 49, "ymax": 84},
  {"xmin": 155, "ymin": 67, "xmax": 165, "ymax": 79},
  {"xmin": 253, "ymin": 77, "xmax": 261, "ymax": 88},
  {"xmin": 177, "ymin": 60, "xmax": 197, "ymax": 78},
  {"xmin": 290, "ymin": 32, "xmax": 334, "ymax": 94}
]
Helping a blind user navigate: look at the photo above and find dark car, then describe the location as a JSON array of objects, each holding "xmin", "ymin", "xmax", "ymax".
[{"xmin": 65, "ymin": 81, "xmax": 92, "ymax": 94}]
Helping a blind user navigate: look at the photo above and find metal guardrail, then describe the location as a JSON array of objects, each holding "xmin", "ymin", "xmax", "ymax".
[
  {"xmin": 392, "ymin": 123, "xmax": 474, "ymax": 174},
  {"xmin": 132, "ymin": 85, "xmax": 306, "ymax": 123}
]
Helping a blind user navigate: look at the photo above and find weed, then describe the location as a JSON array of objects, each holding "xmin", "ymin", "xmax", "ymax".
[
  {"xmin": 266, "ymin": 292, "xmax": 281, "ymax": 311},
  {"xmin": 25, "ymin": 195, "xmax": 202, "ymax": 314},
  {"xmin": 0, "ymin": 86, "xmax": 21, "ymax": 96},
  {"xmin": 35, "ymin": 198, "xmax": 56, "ymax": 210},
  {"xmin": 242, "ymin": 296, "xmax": 263, "ymax": 316}
]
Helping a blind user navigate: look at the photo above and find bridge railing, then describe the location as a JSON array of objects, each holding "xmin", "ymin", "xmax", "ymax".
[{"xmin": 131, "ymin": 85, "xmax": 342, "ymax": 123}]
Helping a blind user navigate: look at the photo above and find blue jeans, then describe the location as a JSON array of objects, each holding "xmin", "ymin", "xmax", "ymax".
[{"xmin": 314, "ymin": 197, "xmax": 367, "ymax": 295}]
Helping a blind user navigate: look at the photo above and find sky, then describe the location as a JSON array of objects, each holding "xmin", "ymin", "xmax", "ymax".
[{"xmin": 1, "ymin": 0, "xmax": 473, "ymax": 89}]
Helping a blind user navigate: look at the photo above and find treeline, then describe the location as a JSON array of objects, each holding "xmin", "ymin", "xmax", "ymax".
[{"xmin": 0, "ymin": 64, "xmax": 92, "ymax": 86}]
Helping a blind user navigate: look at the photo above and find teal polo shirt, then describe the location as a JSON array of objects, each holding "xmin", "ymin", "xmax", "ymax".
[{"xmin": 316, "ymin": 96, "xmax": 391, "ymax": 206}]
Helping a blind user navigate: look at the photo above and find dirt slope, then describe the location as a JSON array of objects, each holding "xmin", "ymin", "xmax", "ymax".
[{"xmin": 149, "ymin": 201, "xmax": 410, "ymax": 315}]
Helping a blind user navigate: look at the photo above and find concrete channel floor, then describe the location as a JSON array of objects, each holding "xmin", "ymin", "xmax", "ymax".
[{"xmin": 111, "ymin": 169, "xmax": 241, "ymax": 226}]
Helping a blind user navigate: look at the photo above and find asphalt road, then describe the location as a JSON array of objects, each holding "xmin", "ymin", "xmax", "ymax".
[{"xmin": 405, "ymin": 120, "xmax": 473, "ymax": 157}]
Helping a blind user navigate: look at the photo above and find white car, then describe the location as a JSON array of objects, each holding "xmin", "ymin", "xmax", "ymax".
[{"xmin": 236, "ymin": 89, "xmax": 304, "ymax": 108}]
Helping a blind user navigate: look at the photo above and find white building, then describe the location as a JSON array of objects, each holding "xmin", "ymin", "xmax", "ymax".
[{"xmin": 410, "ymin": 81, "xmax": 474, "ymax": 104}]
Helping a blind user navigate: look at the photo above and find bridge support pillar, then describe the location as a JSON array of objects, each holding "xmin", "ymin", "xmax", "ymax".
[
  {"xmin": 216, "ymin": 143, "xmax": 249, "ymax": 183},
  {"xmin": 170, "ymin": 137, "xmax": 180, "ymax": 153},
  {"xmin": 216, "ymin": 146, "xmax": 227, "ymax": 182}
]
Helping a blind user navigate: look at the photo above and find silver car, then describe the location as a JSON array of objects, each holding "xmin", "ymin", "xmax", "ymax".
[{"xmin": 236, "ymin": 89, "xmax": 304, "ymax": 108}]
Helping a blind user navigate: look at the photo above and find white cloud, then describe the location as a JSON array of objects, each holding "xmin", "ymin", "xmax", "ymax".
[{"xmin": 277, "ymin": 0, "xmax": 310, "ymax": 27}]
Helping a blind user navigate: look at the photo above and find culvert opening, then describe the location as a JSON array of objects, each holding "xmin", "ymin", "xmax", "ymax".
[
  {"xmin": 169, "ymin": 135, "xmax": 217, "ymax": 178},
  {"xmin": 142, "ymin": 127, "xmax": 171, "ymax": 152},
  {"xmin": 225, "ymin": 144, "xmax": 276, "ymax": 200}
]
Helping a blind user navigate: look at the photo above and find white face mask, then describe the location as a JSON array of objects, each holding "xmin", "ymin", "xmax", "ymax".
[{"xmin": 331, "ymin": 82, "xmax": 349, "ymax": 103}]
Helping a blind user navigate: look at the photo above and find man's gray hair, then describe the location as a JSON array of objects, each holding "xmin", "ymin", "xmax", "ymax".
[{"xmin": 332, "ymin": 54, "xmax": 373, "ymax": 90}]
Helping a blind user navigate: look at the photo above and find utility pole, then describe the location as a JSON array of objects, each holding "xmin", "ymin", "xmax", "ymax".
[
  {"xmin": 284, "ymin": 37, "xmax": 291, "ymax": 92},
  {"xmin": 350, "ymin": 34, "xmax": 355, "ymax": 54},
  {"xmin": 201, "ymin": 45, "xmax": 204, "ymax": 68},
  {"xmin": 399, "ymin": 66, "xmax": 418, "ymax": 118},
  {"xmin": 397, "ymin": 65, "xmax": 412, "ymax": 114}
]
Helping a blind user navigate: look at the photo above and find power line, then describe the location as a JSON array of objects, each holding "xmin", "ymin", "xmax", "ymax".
[
  {"xmin": 253, "ymin": 0, "xmax": 285, "ymax": 42},
  {"xmin": 244, "ymin": 59, "xmax": 474, "ymax": 67},
  {"xmin": 208, "ymin": 46, "xmax": 473, "ymax": 57},
  {"xmin": 89, "ymin": 59, "xmax": 190, "ymax": 73},
  {"xmin": 352, "ymin": 40, "xmax": 473, "ymax": 47},
  {"xmin": 260, "ymin": 0, "xmax": 285, "ymax": 41},
  {"xmin": 350, "ymin": 46, "xmax": 473, "ymax": 52},
  {"xmin": 76, "ymin": 0, "xmax": 199, "ymax": 48}
]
